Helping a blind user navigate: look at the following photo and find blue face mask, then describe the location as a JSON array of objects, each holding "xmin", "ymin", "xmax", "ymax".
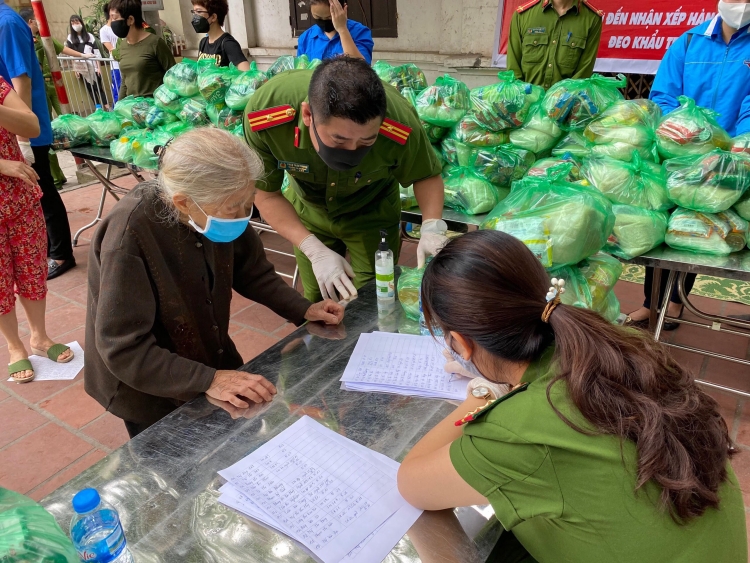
[
  {"xmin": 188, "ymin": 201, "xmax": 251, "ymax": 243},
  {"xmin": 446, "ymin": 340, "xmax": 484, "ymax": 379}
]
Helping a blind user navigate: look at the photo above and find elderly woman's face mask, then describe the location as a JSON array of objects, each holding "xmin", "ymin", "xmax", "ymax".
[{"xmin": 187, "ymin": 189, "xmax": 255, "ymax": 243}]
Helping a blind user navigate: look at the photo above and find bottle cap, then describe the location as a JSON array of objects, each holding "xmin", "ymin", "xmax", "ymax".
[
  {"xmin": 72, "ymin": 488, "xmax": 101, "ymax": 514},
  {"xmin": 378, "ymin": 229, "xmax": 388, "ymax": 252},
  {"xmin": 95, "ymin": 104, "xmax": 102, "ymax": 110}
]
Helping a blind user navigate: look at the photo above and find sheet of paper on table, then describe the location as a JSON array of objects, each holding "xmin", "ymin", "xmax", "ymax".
[
  {"xmin": 218, "ymin": 416, "xmax": 422, "ymax": 563},
  {"xmin": 6, "ymin": 341, "xmax": 84, "ymax": 382},
  {"xmin": 339, "ymin": 332, "xmax": 469, "ymax": 400}
]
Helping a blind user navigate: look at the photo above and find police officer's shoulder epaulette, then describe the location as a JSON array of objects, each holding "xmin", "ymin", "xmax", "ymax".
[
  {"xmin": 379, "ymin": 117, "xmax": 412, "ymax": 145},
  {"xmin": 516, "ymin": 0, "xmax": 542, "ymax": 13},
  {"xmin": 246, "ymin": 105, "xmax": 297, "ymax": 132},
  {"xmin": 455, "ymin": 383, "xmax": 530, "ymax": 426},
  {"xmin": 582, "ymin": 0, "xmax": 604, "ymax": 16}
]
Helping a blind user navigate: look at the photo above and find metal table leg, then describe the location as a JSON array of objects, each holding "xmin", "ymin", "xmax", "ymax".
[
  {"xmin": 652, "ymin": 270, "xmax": 677, "ymax": 342},
  {"xmin": 648, "ymin": 267, "xmax": 662, "ymax": 332}
]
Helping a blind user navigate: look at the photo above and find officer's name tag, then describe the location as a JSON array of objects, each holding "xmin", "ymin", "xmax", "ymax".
[
  {"xmin": 278, "ymin": 161, "xmax": 310, "ymax": 173},
  {"xmin": 527, "ymin": 27, "xmax": 546, "ymax": 34}
]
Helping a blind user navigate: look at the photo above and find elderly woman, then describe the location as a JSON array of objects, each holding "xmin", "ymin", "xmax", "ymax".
[{"xmin": 85, "ymin": 128, "xmax": 344, "ymax": 438}]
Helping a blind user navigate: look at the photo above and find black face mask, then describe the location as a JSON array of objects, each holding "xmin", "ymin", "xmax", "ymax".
[
  {"xmin": 191, "ymin": 14, "xmax": 210, "ymax": 33},
  {"xmin": 111, "ymin": 19, "xmax": 130, "ymax": 38},
  {"xmin": 313, "ymin": 17, "xmax": 336, "ymax": 33},
  {"xmin": 310, "ymin": 117, "xmax": 373, "ymax": 171}
]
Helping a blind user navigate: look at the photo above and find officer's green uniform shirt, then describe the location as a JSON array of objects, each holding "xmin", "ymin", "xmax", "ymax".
[
  {"xmin": 507, "ymin": 0, "xmax": 603, "ymax": 89},
  {"xmin": 33, "ymin": 35, "xmax": 63, "ymax": 83},
  {"xmin": 450, "ymin": 348, "xmax": 747, "ymax": 563}
]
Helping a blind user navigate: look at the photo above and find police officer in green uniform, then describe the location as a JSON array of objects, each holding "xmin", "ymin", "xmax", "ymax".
[
  {"xmin": 507, "ymin": 0, "xmax": 603, "ymax": 90},
  {"xmin": 244, "ymin": 57, "xmax": 448, "ymax": 302}
]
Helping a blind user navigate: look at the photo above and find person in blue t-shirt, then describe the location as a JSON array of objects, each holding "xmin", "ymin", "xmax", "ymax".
[
  {"xmin": 296, "ymin": 0, "xmax": 374, "ymax": 64},
  {"xmin": 625, "ymin": 0, "xmax": 750, "ymax": 330},
  {"xmin": 0, "ymin": 0, "xmax": 75, "ymax": 280}
]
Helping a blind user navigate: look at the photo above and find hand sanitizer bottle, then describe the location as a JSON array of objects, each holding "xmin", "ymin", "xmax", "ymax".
[{"xmin": 375, "ymin": 230, "xmax": 395, "ymax": 305}]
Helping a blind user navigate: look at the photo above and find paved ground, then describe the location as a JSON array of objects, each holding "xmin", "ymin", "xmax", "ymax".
[{"xmin": 0, "ymin": 179, "xmax": 749, "ymax": 546}]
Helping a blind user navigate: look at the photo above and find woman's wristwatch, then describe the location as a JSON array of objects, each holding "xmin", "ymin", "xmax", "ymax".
[{"xmin": 471, "ymin": 385, "xmax": 495, "ymax": 401}]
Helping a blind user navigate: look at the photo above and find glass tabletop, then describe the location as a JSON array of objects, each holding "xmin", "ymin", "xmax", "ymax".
[
  {"xmin": 401, "ymin": 207, "xmax": 486, "ymax": 230},
  {"xmin": 68, "ymin": 145, "xmax": 129, "ymax": 167},
  {"xmin": 627, "ymin": 245, "xmax": 750, "ymax": 283}
]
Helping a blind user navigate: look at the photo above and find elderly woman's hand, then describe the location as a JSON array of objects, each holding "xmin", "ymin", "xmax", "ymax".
[
  {"xmin": 206, "ymin": 370, "xmax": 277, "ymax": 408},
  {"xmin": 305, "ymin": 299, "xmax": 345, "ymax": 325}
]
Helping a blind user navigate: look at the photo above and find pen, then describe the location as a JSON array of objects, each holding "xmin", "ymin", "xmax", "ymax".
[
  {"xmin": 354, "ymin": 171, "xmax": 362, "ymax": 184},
  {"xmin": 567, "ymin": 31, "xmax": 572, "ymax": 42}
]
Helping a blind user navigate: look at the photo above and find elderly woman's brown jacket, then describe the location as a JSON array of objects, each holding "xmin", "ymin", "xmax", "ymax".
[{"xmin": 85, "ymin": 183, "xmax": 311, "ymax": 427}]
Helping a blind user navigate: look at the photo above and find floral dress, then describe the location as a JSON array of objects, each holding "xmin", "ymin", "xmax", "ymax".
[{"xmin": 0, "ymin": 76, "xmax": 47, "ymax": 315}]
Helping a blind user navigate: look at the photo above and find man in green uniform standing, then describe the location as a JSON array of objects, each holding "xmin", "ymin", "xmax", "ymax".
[
  {"xmin": 507, "ymin": 0, "xmax": 603, "ymax": 90},
  {"xmin": 19, "ymin": 8, "xmax": 82, "ymax": 188},
  {"xmin": 244, "ymin": 57, "xmax": 448, "ymax": 302}
]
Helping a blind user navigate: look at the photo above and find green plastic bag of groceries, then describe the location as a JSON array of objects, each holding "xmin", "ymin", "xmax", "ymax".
[
  {"xmin": 374, "ymin": 61, "xmax": 428, "ymax": 93},
  {"xmin": 443, "ymin": 166, "xmax": 506, "ymax": 215},
  {"xmin": 0, "ymin": 487, "xmax": 79, "ymax": 563},
  {"xmin": 416, "ymin": 75, "xmax": 471, "ymax": 127},
  {"xmin": 549, "ymin": 253, "xmax": 622, "ymax": 323},
  {"xmin": 583, "ymin": 99, "xmax": 661, "ymax": 162},
  {"xmin": 145, "ymin": 105, "xmax": 179, "ymax": 129},
  {"xmin": 731, "ymin": 132, "xmax": 750, "ymax": 156},
  {"xmin": 580, "ymin": 152, "xmax": 670, "ymax": 211},
  {"xmin": 51, "ymin": 114, "xmax": 92, "ymax": 149},
  {"xmin": 526, "ymin": 155, "xmax": 580, "ymax": 182},
  {"xmin": 655, "ymin": 96, "xmax": 732, "ymax": 159},
  {"xmin": 665, "ymin": 207, "xmax": 748, "ymax": 255},
  {"xmin": 458, "ymin": 144, "xmax": 535, "ymax": 186},
  {"xmin": 734, "ymin": 189, "xmax": 750, "ymax": 221},
  {"xmin": 400, "ymin": 184, "xmax": 418, "ymax": 209},
  {"xmin": 225, "ymin": 61, "xmax": 269, "ymax": 110},
  {"xmin": 508, "ymin": 104, "xmax": 563, "ymax": 154},
  {"xmin": 441, "ymin": 136, "xmax": 458, "ymax": 166},
  {"xmin": 197, "ymin": 61, "xmax": 238, "ymax": 105},
  {"xmin": 542, "ymin": 73, "xmax": 626, "ymax": 131},
  {"xmin": 109, "ymin": 128, "xmax": 150, "ymax": 162},
  {"xmin": 86, "ymin": 108, "xmax": 123, "ymax": 147},
  {"xmin": 114, "ymin": 95, "xmax": 138, "ymax": 122},
  {"xmin": 132, "ymin": 129, "xmax": 174, "ymax": 170},
  {"xmin": 451, "ymin": 113, "xmax": 509, "ymax": 148},
  {"xmin": 397, "ymin": 266, "xmax": 424, "ymax": 321},
  {"xmin": 207, "ymin": 103, "xmax": 243, "ymax": 130},
  {"xmin": 551, "ymin": 131, "xmax": 593, "ymax": 158},
  {"xmin": 605, "ymin": 204, "xmax": 668, "ymax": 259},
  {"xmin": 177, "ymin": 96, "xmax": 210, "ymax": 127},
  {"xmin": 130, "ymin": 97, "xmax": 155, "ymax": 127},
  {"xmin": 470, "ymin": 71, "xmax": 544, "ymax": 132},
  {"xmin": 231, "ymin": 122, "xmax": 244, "ymax": 138},
  {"xmin": 163, "ymin": 58, "xmax": 199, "ymax": 97},
  {"xmin": 481, "ymin": 164, "xmax": 614, "ymax": 267},
  {"xmin": 665, "ymin": 149, "xmax": 750, "ymax": 213},
  {"xmin": 153, "ymin": 84, "xmax": 182, "ymax": 113},
  {"xmin": 266, "ymin": 55, "xmax": 295, "ymax": 77}
]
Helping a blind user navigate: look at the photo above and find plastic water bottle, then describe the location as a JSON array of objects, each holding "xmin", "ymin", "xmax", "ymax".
[
  {"xmin": 70, "ymin": 488, "xmax": 133, "ymax": 563},
  {"xmin": 375, "ymin": 230, "xmax": 395, "ymax": 304},
  {"xmin": 95, "ymin": 104, "xmax": 102, "ymax": 111}
]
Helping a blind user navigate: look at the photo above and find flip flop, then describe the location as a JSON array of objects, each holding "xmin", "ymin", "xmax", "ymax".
[
  {"xmin": 8, "ymin": 359, "xmax": 35, "ymax": 383},
  {"xmin": 31, "ymin": 343, "xmax": 74, "ymax": 364}
]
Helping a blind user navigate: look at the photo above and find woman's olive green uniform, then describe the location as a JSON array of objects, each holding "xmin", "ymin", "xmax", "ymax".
[
  {"xmin": 244, "ymin": 70, "xmax": 442, "ymax": 301},
  {"xmin": 450, "ymin": 348, "xmax": 747, "ymax": 563}
]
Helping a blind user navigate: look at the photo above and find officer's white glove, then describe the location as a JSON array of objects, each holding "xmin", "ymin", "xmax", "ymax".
[
  {"xmin": 466, "ymin": 377, "xmax": 511, "ymax": 401},
  {"xmin": 18, "ymin": 141, "xmax": 35, "ymax": 165},
  {"xmin": 299, "ymin": 234, "xmax": 358, "ymax": 301},
  {"xmin": 417, "ymin": 219, "xmax": 448, "ymax": 268}
]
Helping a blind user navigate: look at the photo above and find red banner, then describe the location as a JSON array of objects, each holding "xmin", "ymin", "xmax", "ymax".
[{"xmin": 494, "ymin": 0, "xmax": 717, "ymax": 73}]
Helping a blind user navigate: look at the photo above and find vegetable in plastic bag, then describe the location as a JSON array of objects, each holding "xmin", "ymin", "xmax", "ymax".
[
  {"xmin": 734, "ymin": 189, "xmax": 750, "ymax": 221},
  {"xmin": 443, "ymin": 166, "xmax": 506, "ymax": 214},
  {"xmin": 457, "ymin": 144, "xmax": 534, "ymax": 186},
  {"xmin": 132, "ymin": 130, "xmax": 174, "ymax": 169},
  {"xmin": 231, "ymin": 122, "xmax": 244, "ymax": 138},
  {"xmin": 400, "ymin": 184, "xmax": 418, "ymax": 209},
  {"xmin": 526, "ymin": 155, "xmax": 580, "ymax": 181},
  {"xmin": 416, "ymin": 75, "xmax": 471, "ymax": 127},
  {"xmin": 550, "ymin": 253, "xmax": 622, "ymax": 323},
  {"xmin": 422, "ymin": 121, "xmax": 450, "ymax": 143},
  {"xmin": 441, "ymin": 136, "xmax": 458, "ymax": 166},
  {"xmin": 731, "ymin": 132, "xmax": 750, "ymax": 156},
  {"xmin": 51, "ymin": 114, "xmax": 92, "ymax": 149},
  {"xmin": 397, "ymin": 266, "xmax": 424, "ymax": 321},
  {"xmin": 85, "ymin": 108, "xmax": 123, "ymax": 147},
  {"xmin": 131, "ymin": 97, "xmax": 155, "ymax": 127},
  {"xmin": 177, "ymin": 96, "xmax": 210, "ymax": 126},
  {"xmin": 163, "ymin": 58, "xmax": 199, "ymax": 97},
  {"xmin": 114, "ymin": 95, "xmax": 138, "ymax": 122},
  {"xmin": 580, "ymin": 152, "xmax": 670, "ymax": 211},
  {"xmin": 665, "ymin": 207, "xmax": 748, "ymax": 255},
  {"xmin": 0, "ymin": 487, "xmax": 79, "ymax": 563},
  {"xmin": 374, "ymin": 61, "xmax": 428, "ymax": 93},
  {"xmin": 225, "ymin": 61, "xmax": 269, "ymax": 110},
  {"xmin": 109, "ymin": 128, "xmax": 151, "ymax": 162},
  {"xmin": 655, "ymin": 96, "xmax": 732, "ymax": 159},
  {"xmin": 542, "ymin": 73, "xmax": 626, "ymax": 131},
  {"xmin": 145, "ymin": 105, "xmax": 179, "ymax": 129},
  {"xmin": 469, "ymin": 71, "xmax": 544, "ymax": 131},
  {"xmin": 551, "ymin": 131, "xmax": 593, "ymax": 158},
  {"xmin": 153, "ymin": 84, "xmax": 182, "ymax": 113},
  {"xmin": 451, "ymin": 113, "xmax": 509, "ymax": 148},
  {"xmin": 583, "ymin": 99, "xmax": 661, "ymax": 161},
  {"xmin": 197, "ymin": 62, "xmax": 238, "ymax": 105},
  {"xmin": 207, "ymin": 103, "xmax": 243, "ymax": 130},
  {"xmin": 481, "ymin": 164, "xmax": 615, "ymax": 267},
  {"xmin": 665, "ymin": 149, "xmax": 750, "ymax": 213},
  {"xmin": 508, "ymin": 104, "xmax": 563, "ymax": 154},
  {"xmin": 266, "ymin": 55, "xmax": 295, "ymax": 77},
  {"xmin": 605, "ymin": 204, "xmax": 668, "ymax": 259}
]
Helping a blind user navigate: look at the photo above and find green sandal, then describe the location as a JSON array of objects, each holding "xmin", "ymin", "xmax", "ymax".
[
  {"xmin": 31, "ymin": 343, "xmax": 73, "ymax": 364},
  {"xmin": 8, "ymin": 359, "xmax": 34, "ymax": 383}
]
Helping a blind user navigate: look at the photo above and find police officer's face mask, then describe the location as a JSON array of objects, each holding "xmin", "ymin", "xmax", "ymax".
[{"xmin": 310, "ymin": 116, "xmax": 373, "ymax": 171}]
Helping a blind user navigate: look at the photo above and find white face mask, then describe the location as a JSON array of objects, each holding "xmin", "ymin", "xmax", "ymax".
[
  {"xmin": 718, "ymin": 0, "xmax": 750, "ymax": 30},
  {"xmin": 72, "ymin": 23, "xmax": 83, "ymax": 32}
]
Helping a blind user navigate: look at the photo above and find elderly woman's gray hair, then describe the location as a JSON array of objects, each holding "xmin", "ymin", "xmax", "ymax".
[{"xmin": 157, "ymin": 128, "xmax": 264, "ymax": 217}]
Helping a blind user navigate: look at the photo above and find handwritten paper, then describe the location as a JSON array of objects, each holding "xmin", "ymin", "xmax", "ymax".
[
  {"xmin": 7, "ymin": 341, "xmax": 84, "ymax": 382},
  {"xmin": 218, "ymin": 416, "xmax": 422, "ymax": 563},
  {"xmin": 340, "ymin": 332, "xmax": 469, "ymax": 400}
]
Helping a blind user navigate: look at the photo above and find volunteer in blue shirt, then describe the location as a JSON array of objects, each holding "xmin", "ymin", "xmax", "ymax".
[
  {"xmin": 0, "ymin": 0, "xmax": 75, "ymax": 280},
  {"xmin": 626, "ymin": 0, "xmax": 750, "ymax": 329},
  {"xmin": 296, "ymin": 0, "xmax": 374, "ymax": 64}
]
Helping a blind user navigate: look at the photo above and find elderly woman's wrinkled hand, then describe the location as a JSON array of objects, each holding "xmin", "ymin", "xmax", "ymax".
[
  {"xmin": 305, "ymin": 299, "xmax": 345, "ymax": 325},
  {"xmin": 206, "ymin": 370, "xmax": 277, "ymax": 409}
]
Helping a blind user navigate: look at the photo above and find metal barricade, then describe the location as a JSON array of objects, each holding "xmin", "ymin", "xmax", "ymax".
[{"xmin": 56, "ymin": 55, "xmax": 120, "ymax": 117}]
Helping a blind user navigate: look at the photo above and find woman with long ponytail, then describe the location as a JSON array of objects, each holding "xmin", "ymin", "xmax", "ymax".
[{"xmin": 397, "ymin": 230, "xmax": 746, "ymax": 563}]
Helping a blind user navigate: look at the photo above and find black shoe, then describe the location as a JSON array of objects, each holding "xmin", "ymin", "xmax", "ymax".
[
  {"xmin": 47, "ymin": 257, "xmax": 76, "ymax": 280},
  {"xmin": 624, "ymin": 307, "xmax": 683, "ymax": 331}
]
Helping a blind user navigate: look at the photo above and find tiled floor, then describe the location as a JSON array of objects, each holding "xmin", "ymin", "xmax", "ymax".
[{"xmin": 1, "ymin": 179, "xmax": 750, "ymax": 545}]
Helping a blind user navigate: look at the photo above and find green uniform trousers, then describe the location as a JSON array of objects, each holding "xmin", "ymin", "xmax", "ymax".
[{"xmin": 287, "ymin": 187, "xmax": 402, "ymax": 302}]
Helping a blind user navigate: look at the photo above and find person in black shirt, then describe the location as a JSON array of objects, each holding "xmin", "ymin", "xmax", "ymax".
[{"xmin": 191, "ymin": 0, "xmax": 250, "ymax": 70}]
